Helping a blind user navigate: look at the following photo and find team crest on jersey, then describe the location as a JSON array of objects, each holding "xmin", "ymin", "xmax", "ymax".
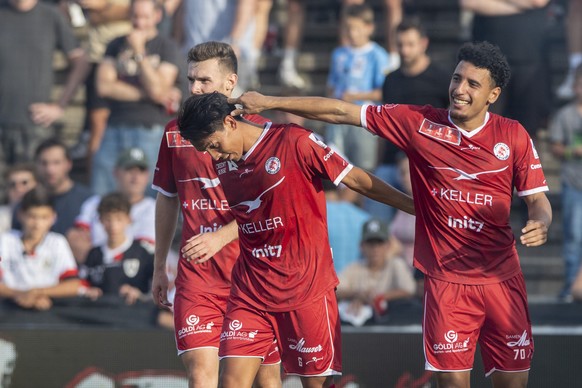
[
  {"xmin": 493, "ymin": 142, "xmax": 510, "ymax": 160},
  {"xmin": 166, "ymin": 131, "xmax": 193, "ymax": 148},
  {"xmin": 530, "ymin": 139, "xmax": 539, "ymax": 159},
  {"xmin": 123, "ymin": 258, "xmax": 140, "ymax": 278},
  {"xmin": 265, "ymin": 157, "xmax": 281, "ymax": 174},
  {"xmin": 308, "ymin": 133, "xmax": 327, "ymax": 149},
  {"xmin": 418, "ymin": 119, "xmax": 461, "ymax": 145}
]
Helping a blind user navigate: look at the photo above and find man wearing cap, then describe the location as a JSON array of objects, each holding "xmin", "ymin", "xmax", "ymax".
[
  {"xmin": 67, "ymin": 147, "xmax": 155, "ymax": 263},
  {"xmin": 336, "ymin": 218, "xmax": 416, "ymax": 325}
]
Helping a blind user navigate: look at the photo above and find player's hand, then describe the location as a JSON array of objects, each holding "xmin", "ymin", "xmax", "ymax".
[
  {"xmin": 83, "ymin": 287, "xmax": 103, "ymax": 301},
  {"xmin": 228, "ymin": 91, "xmax": 269, "ymax": 116},
  {"xmin": 29, "ymin": 103, "xmax": 64, "ymax": 127},
  {"xmin": 181, "ymin": 231, "xmax": 226, "ymax": 264},
  {"xmin": 126, "ymin": 30, "xmax": 147, "ymax": 54},
  {"xmin": 520, "ymin": 220, "xmax": 548, "ymax": 247},
  {"xmin": 151, "ymin": 268, "xmax": 172, "ymax": 311}
]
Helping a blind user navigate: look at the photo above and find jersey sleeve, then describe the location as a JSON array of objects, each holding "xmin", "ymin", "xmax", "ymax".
[
  {"xmin": 360, "ymin": 104, "xmax": 416, "ymax": 151},
  {"xmin": 512, "ymin": 122, "xmax": 549, "ymax": 197},
  {"xmin": 152, "ymin": 121, "xmax": 178, "ymax": 196},
  {"xmin": 294, "ymin": 128, "xmax": 353, "ymax": 186}
]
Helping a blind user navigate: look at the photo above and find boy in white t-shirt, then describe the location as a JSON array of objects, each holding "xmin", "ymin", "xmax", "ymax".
[{"xmin": 0, "ymin": 187, "xmax": 81, "ymax": 310}]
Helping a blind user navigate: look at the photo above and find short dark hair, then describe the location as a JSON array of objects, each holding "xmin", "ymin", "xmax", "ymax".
[
  {"xmin": 396, "ymin": 18, "xmax": 427, "ymax": 38},
  {"xmin": 97, "ymin": 192, "xmax": 131, "ymax": 216},
  {"xmin": 34, "ymin": 138, "xmax": 72, "ymax": 161},
  {"xmin": 177, "ymin": 92, "xmax": 238, "ymax": 149},
  {"xmin": 187, "ymin": 41, "xmax": 238, "ymax": 74},
  {"xmin": 456, "ymin": 41, "xmax": 511, "ymax": 89},
  {"xmin": 20, "ymin": 187, "xmax": 55, "ymax": 212},
  {"xmin": 344, "ymin": 4, "xmax": 374, "ymax": 24}
]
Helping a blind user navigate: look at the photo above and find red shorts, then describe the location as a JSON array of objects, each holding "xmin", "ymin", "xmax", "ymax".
[
  {"xmin": 173, "ymin": 291, "xmax": 280, "ymax": 364},
  {"xmin": 423, "ymin": 273, "xmax": 533, "ymax": 376},
  {"xmin": 219, "ymin": 288, "xmax": 342, "ymax": 377}
]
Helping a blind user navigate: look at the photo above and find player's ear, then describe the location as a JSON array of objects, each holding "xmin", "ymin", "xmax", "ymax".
[
  {"xmin": 226, "ymin": 73, "xmax": 238, "ymax": 93},
  {"xmin": 487, "ymin": 86, "xmax": 501, "ymax": 105},
  {"xmin": 224, "ymin": 114, "xmax": 238, "ymax": 130}
]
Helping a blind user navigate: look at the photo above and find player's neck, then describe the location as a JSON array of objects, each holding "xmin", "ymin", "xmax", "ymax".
[
  {"xmin": 241, "ymin": 122, "xmax": 265, "ymax": 155},
  {"xmin": 107, "ymin": 235, "xmax": 127, "ymax": 250}
]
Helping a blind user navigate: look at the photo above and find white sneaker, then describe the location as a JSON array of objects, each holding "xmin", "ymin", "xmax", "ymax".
[
  {"xmin": 556, "ymin": 72, "xmax": 575, "ymax": 100},
  {"xmin": 279, "ymin": 66, "xmax": 306, "ymax": 89}
]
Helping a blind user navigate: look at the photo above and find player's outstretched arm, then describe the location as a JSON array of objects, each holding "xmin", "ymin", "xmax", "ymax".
[
  {"xmin": 181, "ymin": 220, "xmax": 239, "ymax": 264},
  {"xmin": 152, "ymin": 193, "xmax": 180, "ymax": 310},
  {"xmin": 520, "ymin": 192, "xmax": 552, "ymax": 247},
  {"xmin": 228, "ymin": 91, "xmax": 362, "ymax": 126},
  {"xmin": 341, "ymin": 167, "xmax": 415, "ymax": 215}
]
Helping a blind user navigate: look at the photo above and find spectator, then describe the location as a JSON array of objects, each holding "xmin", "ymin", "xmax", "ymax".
[
  {"xmin": 336, "ymin": 218, "xmax": 415, "ymax": 326},
  {"xmin": 93, "ymin": 0, "xmax": 182, "ymax": 195},
  {"xmin": 365, "ymin": 18, "xmax": 450, "ymax": 223},
  {"xmin": 68, "ymin": 147, "xmax": 155, "ymax": 263},
  {"xmin": 324, "ymin": 180, "xmax": 371, "ymax": 274},
  {"xmin": 0, "ymin": 187, "xmax": 82, "ymax": 311},
  {"xmin": 278, "ymin": 0, "xmax": 307, "ymax": 89},
  {"xmin": 0, "ymin": 0, "xmax": 89, "ymax": 188},
  {"xmin": 0, "ymin": 164, "xmax": 38, "ymax": 233},
  {"xmin": 549, "ymin": 64, "xmax": 582, "ymax": 301},
  {"xmin": 556, "ymin": 0, "xmax": 582, "ymax": 100},
  {"xmin": 461, "ymin": 0, "xmax": 551, "ymax": 139},
  {"xmin": 71, "ymin": 0, "xmax": 132, "ymax": 168},
  {"xmin": 340, "ymin": 0, "xmax": 403, "ymax": 72},
  {"xmin": 325, "ymin": 3, "xmax": 390, "ymax": 171},
  {"xmin": 33, "ymin": 139, "xmax": 93, "ymax": 235},
  {"xmin": 79, "ymin": 192, "xmax": 154, "ymax": 305}
]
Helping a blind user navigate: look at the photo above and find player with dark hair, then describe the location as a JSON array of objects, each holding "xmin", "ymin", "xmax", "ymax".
[
  {"xmin": 177, "ymin": 91, "xmax": 414, "ymax": 388},
  {"xmin": 228, "ymin": 41, "xmax": 552, "ymax": 388}
]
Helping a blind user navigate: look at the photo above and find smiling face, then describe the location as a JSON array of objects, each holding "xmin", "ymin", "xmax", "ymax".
[
  {"xmin": 188, "ymin": 58, "xmax": 237, "ymax": 96},
  {"xmin": 448, "ymin": 60, "xmax": 501, "ymax": 130}
]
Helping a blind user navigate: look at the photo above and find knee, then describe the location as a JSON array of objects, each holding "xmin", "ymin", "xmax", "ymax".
[{"xmin": 188, "ymin": 369, "xmax": 218, "ymax": 388}]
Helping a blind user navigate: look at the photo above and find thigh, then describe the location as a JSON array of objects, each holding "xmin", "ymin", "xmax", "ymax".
[
  {"xmin": 423, "ymin": 276, "xmax": 484, "ymax": 372},
  {"xmin": 174, "ymin": 291, "xmax": 227, "ymax": 354},
  {"xmin": 180, "ymin": 348, "xmax": 219, "ymax": 388},
  {"xmin": 219, "ymin": 298, "xmax": 277, "ymax": 361},
  {"xmin": 275, "ymin": 288, "xmax": 341, "ymax": 377},
  {"xmin": 480, "ymin": 274, "xmax": 533, "ymax": 376}
]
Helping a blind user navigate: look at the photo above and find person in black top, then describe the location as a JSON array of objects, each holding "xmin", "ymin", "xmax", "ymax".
[
  {"xmin": 80, "ymin": 192, "xmax": 154, "ymax": 305},
  {"xmin": 365, "ymin": 18, "xmax": 450, "ymax": 223}
]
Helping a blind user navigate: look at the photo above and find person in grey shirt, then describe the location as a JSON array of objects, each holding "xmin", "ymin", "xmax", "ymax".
[{"xmin": 549, "ymin": 64, "xmax": 582, "ymax": 300}]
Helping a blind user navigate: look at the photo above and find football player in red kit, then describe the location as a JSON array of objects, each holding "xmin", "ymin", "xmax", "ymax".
[{"xmin": 177, "ymin": 92, "xmax": 415, "ymax": 388}]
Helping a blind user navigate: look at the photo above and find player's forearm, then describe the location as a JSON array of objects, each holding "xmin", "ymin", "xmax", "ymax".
[
  {"xmin": 154, "ymin": 193, "xmax": 180, "ymax": 271},
  {"xmin": 215, "ymin": 219, "xmax": 239, "ymax": 246},
  {"xmin": 257, "ymin": 94, "xmax": 360, "ymax": 125},
  {"xmin": 57, "ymin": 49, "xmax": 90, "ymax": 108},
  {"xmin": 0, "ymin": 284, "xmax": 19, "ymax": 298},
  {"xmin": 342, "ymin": 167, "xmax": 415, "ymax": 215},
  {"xmin": 525, "ymin": 192, "xmax": 552, "ymax": 228}
]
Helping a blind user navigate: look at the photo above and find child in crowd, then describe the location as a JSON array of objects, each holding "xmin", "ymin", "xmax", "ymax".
[
  {"xmin": 325, "ymin": 3, "xmax": 391, "ymax": 171},
  {"xmin": 80, "ymin": 192, "xmax": 154, "ymax": 305},
  {"xmin": 0, "ymin": 163, "xmax": 37, "ymax": 233},
  {"xmin": 336, "ymin": 218, "xmax": 416, "ymax": 326},
  {"xmin": 0, "ymin": 187, "xmax": 81, "ymax": 310}
]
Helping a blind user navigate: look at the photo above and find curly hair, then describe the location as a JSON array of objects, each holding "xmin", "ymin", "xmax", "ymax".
[{"xmin": 456, "ymin": 41, "xmax": 511, "ymax": 89}]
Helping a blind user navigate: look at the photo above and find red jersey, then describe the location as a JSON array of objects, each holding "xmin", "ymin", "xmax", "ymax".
[
  {"xmin": 362, "ymin": 104, "xmax": 548, "ymax": 284},
  {"xmin": 153, "ymin": 115, "xmax": 268, "ymax": 295},
  {"xmin": 215, "ymin": 123, "xmax": 352, "ymax": 311}
]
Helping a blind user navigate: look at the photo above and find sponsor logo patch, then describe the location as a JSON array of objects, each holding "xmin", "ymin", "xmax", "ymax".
[{"xmin": 418, "ymin": 119, "xmax": 461, "ymax": 145}]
